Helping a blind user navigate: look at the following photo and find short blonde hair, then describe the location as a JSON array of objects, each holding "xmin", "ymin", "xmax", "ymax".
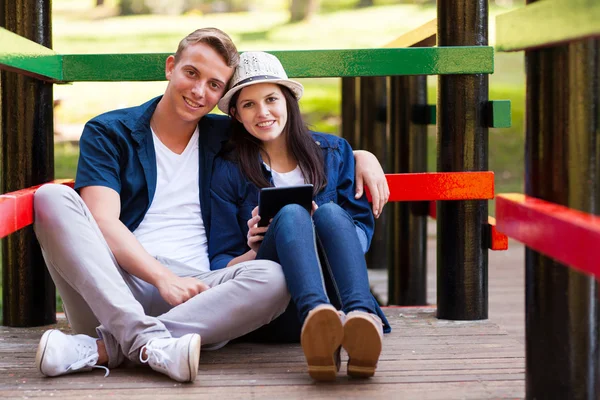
[{"xmin": 174, "ymin": 28, "xmax": 239, "ymax": 68}]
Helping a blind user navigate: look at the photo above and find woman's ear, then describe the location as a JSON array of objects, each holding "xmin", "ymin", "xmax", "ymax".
[{"xmin": 231, "ymin": 107, "xmax": 243, "ymax": 123}]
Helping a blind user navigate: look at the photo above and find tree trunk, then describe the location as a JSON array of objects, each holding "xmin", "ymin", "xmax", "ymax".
[
  {"xmin": 96, "ymin": 0, "xmax": 104, "ymax": 6},
  {"xmin": 357, "ymin": 0, "xmax": 373, "ymax": 8},
  {"xmin": 289, "ymin": 0, "xmax": 320, "ymax": 23}
]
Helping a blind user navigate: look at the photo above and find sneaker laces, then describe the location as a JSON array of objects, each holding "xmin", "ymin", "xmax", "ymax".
[
  {"xmin": 67, "ymin": 344, "xmax": 109, "ymax": 377},
  {"xmin": 139, "ymin": 339, "xmax": 172, "ymax": 369}
]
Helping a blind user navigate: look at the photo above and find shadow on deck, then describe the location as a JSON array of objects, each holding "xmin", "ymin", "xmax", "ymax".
[{"xmin": 0, "ymin": 236, "xmax": 526, "ymax": 399}]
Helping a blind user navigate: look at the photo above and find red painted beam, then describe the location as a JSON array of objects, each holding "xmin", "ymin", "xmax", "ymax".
[
  {"xmin": 488, "ymin": 216, "xmax": 508, "ymax": 251},
  {"xmin": 496, "ymin": 193, "xmax": 600, "ymax": 277},
  {"xmin": 365, "ymin": 172, "xmax": 495, "ymax": 202},
  {"xmin": 0, "ymin": 179, "xmax": 74, "ymax": 238}
]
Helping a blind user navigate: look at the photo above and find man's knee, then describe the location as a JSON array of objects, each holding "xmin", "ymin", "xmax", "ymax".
[
  {"xmin": 34, "ymin": 184, "xmax": 76, "ymax": 214},
  {"xmin": 241, "ymin": 260, "xmax": 290, "ymax": 302},
  {"xmin": 34, "ymin": 184, "xmax": 81, "ymax": 234}
]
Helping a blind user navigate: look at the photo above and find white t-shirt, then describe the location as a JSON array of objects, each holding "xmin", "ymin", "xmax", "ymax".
[
  {"xmin": 133, "ymin": 127, "xmax": 210, "ymax": 272},
  {"xmin": 266, "ymin": 163, "xmax": 305, "ymax": 187}
]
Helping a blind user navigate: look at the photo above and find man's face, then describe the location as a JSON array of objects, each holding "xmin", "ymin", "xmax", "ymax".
[{"xmin": 164, "ymin": 42, "xmax": 234, "ymax": 123}]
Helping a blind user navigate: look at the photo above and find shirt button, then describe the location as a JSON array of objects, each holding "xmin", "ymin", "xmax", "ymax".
[{"xmin": 315, "ymin": 141, "xmax": 320, "ymax": 145}]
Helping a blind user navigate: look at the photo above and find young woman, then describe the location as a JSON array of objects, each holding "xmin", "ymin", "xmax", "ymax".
[{"xmin": 209, "ymin": 51, "xmax": 391, "ymax": 381}]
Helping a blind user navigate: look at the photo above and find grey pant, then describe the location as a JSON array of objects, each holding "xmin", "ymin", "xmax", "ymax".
[{"xmin": 33, "ymin": 184, "xmax": 290, "ymax": 368}]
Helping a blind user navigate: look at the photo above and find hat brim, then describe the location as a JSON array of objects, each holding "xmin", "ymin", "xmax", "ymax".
[{"xmin": 217, "ymin": 78, "xmax": 304, "ymax": 114}]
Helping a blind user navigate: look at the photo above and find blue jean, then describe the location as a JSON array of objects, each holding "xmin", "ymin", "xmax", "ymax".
[{"xmin": 241, "ymin": 203, "xmax": 376, "ymax": 343}]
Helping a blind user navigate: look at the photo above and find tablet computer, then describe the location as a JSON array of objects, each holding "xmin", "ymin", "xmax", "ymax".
[{"xmin": 258, "ymin": 184, "xmax": 314, "ymax": 227}]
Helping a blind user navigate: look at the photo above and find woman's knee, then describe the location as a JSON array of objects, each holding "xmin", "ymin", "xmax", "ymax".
[
  {"xmin": 313, "ymin": 202, "xmax": 350, "ymax": 227},
  {"xmin": 273, "ymin": 203, "xmax": 311, "ymax": 226}
]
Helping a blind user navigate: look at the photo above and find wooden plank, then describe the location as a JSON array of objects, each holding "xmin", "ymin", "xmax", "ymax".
[
  {"xmin": 60, "ymin": 47, "xmax": 494, "ymax": 82},
  {"xmin": 0, "ymin": 307, "xmax": 524, "ymax": 398},
  {"xmin": 366, "ymin": 172, "xmax": 495, "ymax": 203},
  {"xmin": 496, "ymin": 0, "xmax": 600, "ymax": 52},
  {"xmin": 2, "ymin": 173, "xmax": 491, "ymax": 238},
  {"xmin": 488, "ymin": 216, "xmax": 509, "ymax": 251},
  {"xmin": 383, "ymin": 19, "xmax": 437, "ymax": 48},
  {"xmin": 0, "ymin": 27, "xmax": 62, "ymax": 81},
  {"xmin": 496, "ymin": 193, "xmax": 600, "ymax": 277},
  {"xmin": 487, "ymin": 100, "xmax": 511, "ymax": 128}
]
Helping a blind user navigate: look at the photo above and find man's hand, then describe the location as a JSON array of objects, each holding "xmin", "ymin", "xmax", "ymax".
[
  {"xmin": 156, "ymin": 273, "xmax": 210, "ymax": 307},
  {"xmin": 247, "ymin": 206, "xmax": 268, "ymax": 253},
  {"xmin": 354, "ymin": 150, "xmax": 390, "ymax": 218}
]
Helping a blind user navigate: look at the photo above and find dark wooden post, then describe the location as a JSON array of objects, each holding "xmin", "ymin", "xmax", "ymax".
[
  {"xmin": 388, "ymin": 75, "xmax": 428, "ymax": 305},
  {"xmin": 341, "ymin": 76, "xmax": 391, "ymax": 272},
  {"xmin": 436, "ymin": 1, "xmax": 489, "ymax": 320},
  {"xmin": 1, "ymin": 0, "xmax": 56, "ymax": 326},
  {"xmin": 360, "ymin": 77, "xmax": 391, "ymax": 271},
  {"xmin": 524, "ymin": 29, "xmax": 600, "ymax": 399},
  {"xmin": 341, "ymin": 77, "xmax": 361, "ymax": 149}
]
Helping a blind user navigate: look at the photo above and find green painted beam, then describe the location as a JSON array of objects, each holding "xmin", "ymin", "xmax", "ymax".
[
  {"xmin": 488, "ymin": 100, "xmax": 511, "ymax": 128},
  {"xmin": 496, "ymin": 0, "xmax": 600, "ymax": 52},
  {"xmin": 427, "ymin": 104, "xmax": 436, "ymax": 125},
  {"xmin": 0, "ymin": 28, "xmax": 62, "ymax": 81},
  {"xmin": 62, "ymin": 53, "xmax": 169, "ymax": 82},
  {"xmin": 61, "ymin": 47, "xmax": 494, "ymax": 82},
  {"xmin": 425, "ymin": 101, "xmax": 511, "ymax": 127}
]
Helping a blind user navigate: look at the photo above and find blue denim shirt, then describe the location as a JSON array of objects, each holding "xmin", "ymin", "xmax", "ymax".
[
  {"xmin": 75, "ymin": 96, "xmax": 231, "ymax": 234},
  {"xmin": 209, "ymin": 132, "xmax": 374, "ymax": 271}
]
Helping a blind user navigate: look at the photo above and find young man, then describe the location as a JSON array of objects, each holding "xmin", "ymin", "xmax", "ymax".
[{"xmin": 33, "ymin": 28, "xmax": 389, "ymax": 383}]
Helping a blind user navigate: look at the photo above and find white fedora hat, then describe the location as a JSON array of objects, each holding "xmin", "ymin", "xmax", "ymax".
[{"xmin": 217, "ymin": 51, "xmax": 304, "ymax": 114}]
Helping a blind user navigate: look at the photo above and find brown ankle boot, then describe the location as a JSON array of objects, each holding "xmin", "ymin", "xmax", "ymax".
[
  {"xmin": 342, "ymin": 311, "xmax": 383, "ymax": 378},
  {"xmin": 300, "ymin": 304, "xmax": 344, "ymax": 381}
]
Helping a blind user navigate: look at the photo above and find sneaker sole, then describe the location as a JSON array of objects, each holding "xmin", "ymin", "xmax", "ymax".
[
  {"xmin": 186, "ymin": 334, "xmax": 201, "ymax": 382},
  {"xmin": 300, "ymin": 307, "xmax": 343, "ymax": 381},
  {"xmin": 35, "ymin": 329, "xmax": 57, "ymax": 376},
  {"xmin": 343, "ymin": 316, "xmax": 382, "ymax": 378}
]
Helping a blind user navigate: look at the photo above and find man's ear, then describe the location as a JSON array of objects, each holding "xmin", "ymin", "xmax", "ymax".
[{"xmin": 165, "ymin": 55, "xmax": 176, "ymax": 80}]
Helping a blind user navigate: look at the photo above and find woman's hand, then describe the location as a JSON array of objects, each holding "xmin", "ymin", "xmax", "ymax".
[
  {"xmin": 353, "ymin": 150, "xmax": 390, "ymax": 219},
  {"xmin": 311, "ymin": 201, "xmax": 318, "ymax": 216},
  {"xmin": 247, "ymin": 206, "xmax": 269, "ymax": 253}
]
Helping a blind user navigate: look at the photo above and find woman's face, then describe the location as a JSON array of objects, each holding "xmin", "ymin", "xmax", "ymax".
[{"xmin": 234, "ymin": 83, "xmax": 288, "ymax": 145}]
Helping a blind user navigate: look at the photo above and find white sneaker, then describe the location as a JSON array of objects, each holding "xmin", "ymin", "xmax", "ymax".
[
  {"xmin": 36, "ymin": 329, "xmax": 109, "ymax": 377},
  {"xmin": 139, "ymin": 334, "xmax": 201, "ymax": 383}
]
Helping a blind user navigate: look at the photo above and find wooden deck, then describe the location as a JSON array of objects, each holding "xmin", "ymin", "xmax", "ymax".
[{"xmin": 0, "ymin": 235, "xmax": 526, "ymax": 399}]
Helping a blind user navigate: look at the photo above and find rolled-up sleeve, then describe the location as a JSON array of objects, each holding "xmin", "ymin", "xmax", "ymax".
[{"xmin": 75, "ymin": 119, "xmax": 122, "ymax": 193}]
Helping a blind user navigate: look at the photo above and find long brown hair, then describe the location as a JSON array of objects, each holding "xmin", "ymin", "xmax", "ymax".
[{"xmin": 226, "ymin": 84, "xmax": 327, "ymax": 195}]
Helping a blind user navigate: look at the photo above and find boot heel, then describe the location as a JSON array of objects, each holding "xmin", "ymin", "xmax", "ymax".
[
  {"xmin": 301, "ymin": 305, "xmax": 344, "ymax": 381},
  {"xmin": 343, "ymin": 312, "xmax": 383, "ymax": 378}
]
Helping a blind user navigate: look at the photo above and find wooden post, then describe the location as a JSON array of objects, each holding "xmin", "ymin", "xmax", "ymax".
[
  {"xmin": 360, "ymin": 76, "xmax": 391, "ymax": 271},
  {"xmin": 436, "ymin": 0, "xmax": 489, "ymax": 320},
  {"xmin": 388, "ymin": 75, "xmax": 428, "ymax": 305},
  {"xmin": 524, "ymin": 19, "xmax": 600, "ymax": 400},
  {"xmin": 1, "ymin": 0, "xmax": 55, "ymax": 326}
]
